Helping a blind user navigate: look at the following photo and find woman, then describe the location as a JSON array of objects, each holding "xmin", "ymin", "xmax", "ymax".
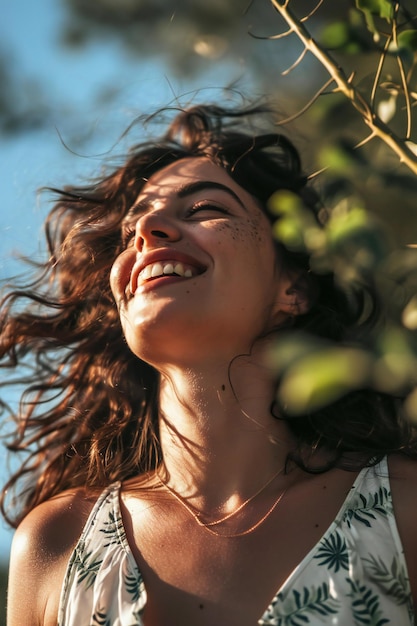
[{"xmin": 2, "ymin": 104, "xmax": 417, "ymax": 626}]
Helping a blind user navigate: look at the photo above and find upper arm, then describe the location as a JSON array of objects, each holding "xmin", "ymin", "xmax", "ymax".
[
  {"xmin": 7, "ymin": 520, "xmax": 45, "ymax": 626},
  {"xmin": 7, "ymin": 490, "xmax": 94, "ymax": 626}
]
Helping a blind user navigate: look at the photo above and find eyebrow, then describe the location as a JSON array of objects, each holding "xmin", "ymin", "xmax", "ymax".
[
  {"xmin": 130, "ymin": 179, "xmax": 247, "ymax": 216},
  {"xmin": 176, "ymin": 180, "xmax": 246, "ymax": 209}
]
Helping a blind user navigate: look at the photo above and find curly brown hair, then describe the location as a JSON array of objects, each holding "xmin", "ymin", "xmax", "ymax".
[{"xmin": 1, "ymin": 104, "xmax": 414, "ymax": 528}]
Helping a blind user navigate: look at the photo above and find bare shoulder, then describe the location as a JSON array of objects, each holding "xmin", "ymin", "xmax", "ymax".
[
  {"xmin": 11, "ymin": 486, "xmax": 99, "ymax": 562},
  {"xmin": 7, "ymin": 487, "xmax": 99, "ymax": 626}
]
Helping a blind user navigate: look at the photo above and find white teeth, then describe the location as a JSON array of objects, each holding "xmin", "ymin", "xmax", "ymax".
[
  {"xmin": 139, "ymin": 260, "xmax": 197, "ymax": 282},
  {"xmin": 141, "ymin": 265, "xmax": 153, "ymax": 280},
  {"xmin": 151, "ymin": 263, "xmax": 164, "ymax": 278},
  {"xmin": 174, "ymin": 263, "xmax": 185, "ymax": 276},
  {"xmin": 163, "ymin": 263, "xmax": 174, "ymax": 275}
]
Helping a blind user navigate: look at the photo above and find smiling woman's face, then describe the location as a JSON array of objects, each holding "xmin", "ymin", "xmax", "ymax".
[{"xmin": 110, "ymin": 157, "xmax": 292, "ymax": 367}]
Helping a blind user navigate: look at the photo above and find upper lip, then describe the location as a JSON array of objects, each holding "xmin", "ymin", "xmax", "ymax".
[{"xmin": 129, "ymin": 249, "xmax": 207, "ymax": 294}]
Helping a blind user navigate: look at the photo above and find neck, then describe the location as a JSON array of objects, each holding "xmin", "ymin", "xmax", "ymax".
[{"xmin": 156, "ymin": 352, "xmax": 296, "ymax": 511}]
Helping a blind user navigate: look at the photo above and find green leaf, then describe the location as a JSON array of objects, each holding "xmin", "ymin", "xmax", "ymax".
[
  {"xmin": 397, "ymin": 30, "xmax": 417, "ymax": 52},
  {"xmin": 269, "ymin": 190, "xmax": 322, "ymax": 253},
  {"xmin": 373, "ymin": 327, "xmax": 417, "ymax": 393},
  {"xmin": 267, "ymin": 334, "xmax": 328, "ymax": 372},
  {"xmin": 320, "ymin": 19, "xmax": 365, "ymax": 53},
  {"xmin": 318, "ymin": 144, "xmax": 358, "ymax": 175},
  {"xmin": 355, "ymin": 0, "xmax": 393, "ymax": 36},
  {"xmin": 320, "ymin": 21, "xmax": 351, "ymax": 49},
  {"xmin": 277, "ymin": 347, "xmax": 373, "ymax": 414},
  {"xmin": 326, "ymin": 207, "xmax": 378, "ymax": 252},
  {"xmin": 327, "ymin": 207, "xmax": 369, "ymax": 243},
  {"xmin": 273, "ymin": 217, "xmax": 305, "ymax": 250},
  {"xmin": 268, "ymin": 189, "xmax": 304, "ymax": 216},
  {"xmin": 355, "ymin": 0, "xmax": 393, "ymax": 21},
  {"xmin": 325, "ymin": 206, "xmax": 387, "ymax": 270}
]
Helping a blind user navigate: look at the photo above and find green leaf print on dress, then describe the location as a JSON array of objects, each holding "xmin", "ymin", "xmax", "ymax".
[
  {"xmin": 364, "ymin": 554, "xmax": 412, "ymax": 606},
  {"xmin": 264, "ymin": 582, "xmax": 340, "ymax": 625},
  {"xmin": 125, "ymin": 568, "xmax": 144, "ymax": 603},
  {"xmin": 314, "ymin": 531, "xmax": 349, "ymax": 572},
  {"xmin": 347, "ymin": 579, "xmax": 390, "ymax": 626},
  {"xmin": 58, "ymin": 465, "xmax": 415, "ymax": 626},
  {"xmin": 100, "ymin": 507, "xmax": 126, "ymax": 546},
  {"xmin": 91, "ymin": 608, "xmax": 111, "ymax": 626},
  {"xmin": 73, "ymin": 541, "xmax": 103, "ymax": 590},
  {"xmin": 343, "ymin": 486, "xmax": 392, "ymax": 528}
]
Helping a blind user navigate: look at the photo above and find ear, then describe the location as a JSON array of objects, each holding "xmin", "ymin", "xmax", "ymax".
[{"xmin": 272, "ymin": 268, "xmax": 314, "ymax": 320}]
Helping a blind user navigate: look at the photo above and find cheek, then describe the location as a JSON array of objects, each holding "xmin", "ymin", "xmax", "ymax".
[
  {"xmin": 213, "ymin": 222, "xmax": 277, "ymax": 307},
  {"xmin": 232, "ymin": 208, "xmax": 272, "ymax": 244},
  {"xmin": 226, "ymin": 216, "xmax": 276, "ymax": 265},
  {"xmin": 211, "ymin": 212, "xmax": 271, "ymax": 246},
  {"xmin": 245, "ymin": 211, "xmax": 274, "ymax": 244},
  {"xmin": 109, "ymin": 250, "xmax": 135, "ymax": 302}
]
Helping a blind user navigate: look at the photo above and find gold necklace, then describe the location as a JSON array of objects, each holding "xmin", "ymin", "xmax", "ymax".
[{"xmin": 157, "ymin": 466, "xmax": 287, "ymax": 538}]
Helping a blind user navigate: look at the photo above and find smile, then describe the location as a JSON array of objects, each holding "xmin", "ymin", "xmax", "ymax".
[
  {"xmin": 140, "ymin": 261, "xmax": 198, "ymax": 281},
  {"xmin": 128, "ymin": 250, "xmax": 207, "ymax": 295}
]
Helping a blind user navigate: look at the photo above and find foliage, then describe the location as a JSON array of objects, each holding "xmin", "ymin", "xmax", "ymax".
[
  {"xmin": 53, "ymin": 0, "xmax": 417, "ymax": 243},
  {"xmin": 61, "ymin": 0, "xmax": 274, "ymax": 76},
  {"xmin": 263, "ymin": 0, "xmax": 417, "ymax": 419},
  {"xmin": 3, "ymin": 0, "xmax": 417, "ymax": 421},
  {"xmin": 268, "ymin": 0, "xmax": 417, "ymax": 170}
]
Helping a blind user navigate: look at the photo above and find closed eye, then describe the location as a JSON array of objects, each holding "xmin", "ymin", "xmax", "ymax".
[{"xmin": 186, "ymin": 203, "xmax": 230, "ymax": 218}]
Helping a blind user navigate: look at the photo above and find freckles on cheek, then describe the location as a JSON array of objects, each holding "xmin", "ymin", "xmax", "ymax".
[
  {"xmin": 248, "ymin": 214, "xmax": 271, "ymax": 243},
  {"xmin": 215, "ymin": 219, "xmax": 266, "ymax": 246},
  {"xmin": 229, "ymin": 217, "xmax": 271, "ymax": 248}
]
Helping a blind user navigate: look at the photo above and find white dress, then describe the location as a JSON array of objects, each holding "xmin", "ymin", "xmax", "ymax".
[{"xmin": 58, "ymin": 457, "xmax": 415, "ymax": 625}]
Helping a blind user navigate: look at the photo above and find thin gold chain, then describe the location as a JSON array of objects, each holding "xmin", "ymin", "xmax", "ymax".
[
  {"xmin": 157, "ymin": 466, "xmax": 287, "ymax": 538},
  {"xmin": 207, "ymin": 488, "xmax": 287, "ymax": 537},
  {"xmin": 158, "ymin": 465, "xmax": 284, "ymax": 526}
]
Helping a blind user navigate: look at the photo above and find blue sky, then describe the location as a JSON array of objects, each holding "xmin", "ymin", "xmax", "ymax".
[{"xmin": 0, "ymin": 0, "xmax": 253, "ymax": 564}]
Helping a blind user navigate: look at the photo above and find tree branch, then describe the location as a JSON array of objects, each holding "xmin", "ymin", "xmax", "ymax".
[
  {"xmin": 269, "ymin": 0, "xmax": 417, "ymax": 175},
  {"xmin": 392, "ymin": 2, "xmax": 412, "ymax": 139}
]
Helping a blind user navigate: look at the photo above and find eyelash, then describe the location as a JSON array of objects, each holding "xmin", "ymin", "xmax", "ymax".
[
  {"xmin": 186, "ymin": 203, "xmax": 229, "ymax": 217},
  {"xmin": 122, "ymin": 226, "xmax": 136, "ymax": 246}
]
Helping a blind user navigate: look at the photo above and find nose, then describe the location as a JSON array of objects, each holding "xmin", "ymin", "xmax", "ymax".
[{"xmin": 133, "ymin": 211, "xmax": 181, "ymax": 252}]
